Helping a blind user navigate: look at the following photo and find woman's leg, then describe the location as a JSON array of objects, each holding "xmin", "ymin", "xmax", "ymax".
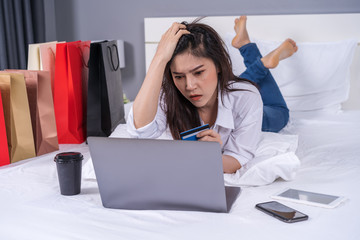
[
  {"xmin": 239, "ymin": 44, "xmax": 289, "ymax": 132},
  {"xmin": 232, "ymin": 16, "xmax": 297, "ymax": 132}
]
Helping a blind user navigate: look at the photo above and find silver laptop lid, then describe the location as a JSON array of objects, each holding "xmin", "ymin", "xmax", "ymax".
[{"xmin": 88, "ymin": 137, "xmax": 228, "ymax": 212}]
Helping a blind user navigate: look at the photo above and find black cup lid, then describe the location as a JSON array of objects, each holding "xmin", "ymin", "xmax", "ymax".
[{"xmin": 54, "ymin": 152, "xmax": 83, "ymax": 163}]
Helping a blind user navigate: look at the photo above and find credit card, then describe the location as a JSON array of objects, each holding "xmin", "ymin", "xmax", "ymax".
[{"xmin": 180, "ymin": 124, "xmax": 210, "ymax": 141}]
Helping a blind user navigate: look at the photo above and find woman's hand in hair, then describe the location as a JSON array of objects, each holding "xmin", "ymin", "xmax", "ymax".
[
  {"xmin": 133, "ymin": 23, "xmax": 189, "ymax": 129},
  {"xmin": 155, "ymin": 22, "xmax": 190, "ymax": 63},
  {"xmin": 196, "ymin": 129, "xmax": 223, "ymax": 146}
]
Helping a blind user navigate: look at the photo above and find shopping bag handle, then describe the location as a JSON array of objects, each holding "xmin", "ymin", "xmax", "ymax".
[
  {"xmin": 48, "ymin": 47, "xmax": 55, "ymax": 61},
  {"xmin": 107, "ymin": 44, "xmax": 120, "ymax": 71},
  {"xmin": 78, "ymin": 45, "xmax": 90, "ymax": 68}
]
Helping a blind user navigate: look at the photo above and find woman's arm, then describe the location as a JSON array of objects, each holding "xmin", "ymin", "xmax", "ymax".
[
  {"xmin": 222, "ymin": 155, "xmax": 241, "ymax": 173},
  {"xmin": 197, "ymin": 130, "xmax": 241, "ymax": 173},
  {"xmin": 132, "ymin": 23, "xmax": 189, "ymax": 129},
  {"xmin": 221, "ymin": 85, "xmax": 263, "ymax": 173}
]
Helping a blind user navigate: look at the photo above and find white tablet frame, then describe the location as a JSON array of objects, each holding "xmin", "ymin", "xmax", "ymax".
[{"xmin": 271, "ymin": 188, "xmax": 347, "ymax": 209}]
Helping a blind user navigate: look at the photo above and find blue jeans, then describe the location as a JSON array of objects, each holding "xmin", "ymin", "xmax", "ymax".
[{"xmin": 239, "ymin": 43, "xmax": 289, "ymax": 132}]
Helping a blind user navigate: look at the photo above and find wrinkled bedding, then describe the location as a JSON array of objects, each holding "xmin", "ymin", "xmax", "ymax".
[{"xmin": 0, "ymin": 110, "xmax": 359, "ymax": 240}]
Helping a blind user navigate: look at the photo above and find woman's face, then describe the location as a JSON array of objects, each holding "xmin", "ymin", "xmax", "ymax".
[{"xmin": 170, "ymin": 52, "xmax": 218, "ymax": 110}]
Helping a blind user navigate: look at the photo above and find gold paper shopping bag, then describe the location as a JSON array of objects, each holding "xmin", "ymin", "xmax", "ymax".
[
  {"xmin": 0, "ymin": 73, "xmax": 36, "ymax": 163},
  {"xmin": 5, "ymin": 70, "xmax": 59, "ymax": 156}
]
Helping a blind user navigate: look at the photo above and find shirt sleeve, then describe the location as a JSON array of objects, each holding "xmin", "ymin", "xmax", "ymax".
[
  {"xmin": 222, "ymin": 90, "xmax": 263, "ymax": 167},
  {"xmin": 126, "ymin": 100, "xmax": 168, "ymax": 139}
]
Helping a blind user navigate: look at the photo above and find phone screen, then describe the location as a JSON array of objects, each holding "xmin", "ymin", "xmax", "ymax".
[
  {"xmin": 256, "ymin": 201, "xmax": 308, "ymax": 223},
  {"xmin": 277, "ymin": 188, "xmax": 339, "ymax": 205}
]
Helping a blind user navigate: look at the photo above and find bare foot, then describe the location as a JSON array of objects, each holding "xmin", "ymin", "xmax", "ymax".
[
  {"xmin": 261, "ymin": 39, "xmax": 298, "ymax": 69},
  {"xmin": 231, "ymin": 16, "xmax": 250, "ymax": 49}
]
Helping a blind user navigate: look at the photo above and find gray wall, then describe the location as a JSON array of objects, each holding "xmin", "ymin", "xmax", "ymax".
[{"xmin": 52, "ymin": 0, "xmax": 360, "ymax": 100}]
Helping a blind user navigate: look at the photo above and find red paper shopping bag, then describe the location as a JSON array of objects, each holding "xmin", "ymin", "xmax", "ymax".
[
  {"xmin": 54, "ymin": 41, "xmax": 88, "ymax": 143},
  {"xmin": 78, "ymin": 41, "xmax": 91, "ymax": 121},
  {"xmin": 0, "ymin": 91, "xmax": 10, "ymax": 166},
  {"xmin": 68, "ymin": 41, "xmax": 91, "ymax": 134}
]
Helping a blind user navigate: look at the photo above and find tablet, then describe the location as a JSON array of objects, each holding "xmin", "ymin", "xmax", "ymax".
[{"xmin": 271, "ymin": 188, "xmax": 347, "ymax": 208}]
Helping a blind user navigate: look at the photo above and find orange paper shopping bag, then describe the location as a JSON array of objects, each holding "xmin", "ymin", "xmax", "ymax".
[
  {"xmin": 0, "ymin": 91, "xmax": 10, "ymax": 166},
  {"xmin": 54, "ymin": 41, "xmax": 89, "ymax": 143}
]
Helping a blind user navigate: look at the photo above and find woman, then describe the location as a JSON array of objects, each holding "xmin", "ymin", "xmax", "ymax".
[{"xmin": 127, "ymin": 16, "xmax": 298, "ymax": 173}]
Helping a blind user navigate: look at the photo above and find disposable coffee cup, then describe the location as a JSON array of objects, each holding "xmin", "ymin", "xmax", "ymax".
[{"xmin": 54, "ymin": 152, "xmax": 84, "ymax": 196}]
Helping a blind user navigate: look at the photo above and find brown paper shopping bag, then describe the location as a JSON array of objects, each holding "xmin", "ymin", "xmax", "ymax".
[
  {"xmin": 5, "ymin": 70, "xmax": 59, "ymax": 156},
  {"xmin": 0, "ymin": 73, "xmax": 36, "ymax": 163}
]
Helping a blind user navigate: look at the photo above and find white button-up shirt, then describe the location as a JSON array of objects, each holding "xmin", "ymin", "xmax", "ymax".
[{"xmin": 127, "ymin": 81, "xmax": 263, "ymax": 166}]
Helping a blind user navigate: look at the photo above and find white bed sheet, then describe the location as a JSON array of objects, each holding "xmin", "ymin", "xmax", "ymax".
[{"xmin": 1, "ymin": 110, "xmax": 359, "ymax": 240}]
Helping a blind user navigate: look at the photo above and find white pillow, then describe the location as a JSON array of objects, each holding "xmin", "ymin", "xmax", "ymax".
[
  {"xmin": 224, "ymin": 34, "xmax": 357, "ymax": 112},
  {"xmin": 124, "ymin": 102, "xmax": 133, "ymax": 120}
]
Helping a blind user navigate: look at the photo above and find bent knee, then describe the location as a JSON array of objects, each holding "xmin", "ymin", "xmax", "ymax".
[{"xmin": 262, "ymin": 106, "xmax": 289, "ymax": 132}]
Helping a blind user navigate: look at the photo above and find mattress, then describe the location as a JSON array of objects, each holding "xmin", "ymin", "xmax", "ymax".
[{"xmin": 1, "ymin": 109, "xmax": 359, "ymax": 240}]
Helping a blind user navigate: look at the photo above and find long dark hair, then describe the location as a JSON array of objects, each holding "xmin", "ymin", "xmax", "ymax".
[{"xmin": 161, "ymin": 19, "xmax": 256, "ymax": 139}]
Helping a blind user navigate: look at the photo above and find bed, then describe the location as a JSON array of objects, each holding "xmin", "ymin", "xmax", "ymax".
[{"xmin": 1, "ymin": 14, "xmax": 360, "ymax": 240}]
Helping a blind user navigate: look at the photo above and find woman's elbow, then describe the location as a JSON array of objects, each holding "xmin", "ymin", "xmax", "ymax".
[{"xmin": 222, "ymin": 155, "xmax": 241, "ymax": 173}]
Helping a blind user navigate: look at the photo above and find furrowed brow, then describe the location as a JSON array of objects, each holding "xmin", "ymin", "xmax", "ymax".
[{"xmin": 172, "ymin": 65, "xmax": 204, "ymax": 75}]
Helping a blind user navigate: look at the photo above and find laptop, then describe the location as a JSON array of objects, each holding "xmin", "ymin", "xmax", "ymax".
[{"xmin": 87, "ymin": 137, "xmax": 240, "ymax": 213}]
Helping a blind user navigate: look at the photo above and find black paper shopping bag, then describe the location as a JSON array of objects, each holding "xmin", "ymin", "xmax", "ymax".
[{"xmin": 87, "ymin": 40, "xmax": 125, "ymax": 137}]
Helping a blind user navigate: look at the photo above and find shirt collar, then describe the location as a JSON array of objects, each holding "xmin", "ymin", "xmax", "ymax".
[{"xmin": 214, "ymin": 90, "xmax": 234, "ymax": 130}]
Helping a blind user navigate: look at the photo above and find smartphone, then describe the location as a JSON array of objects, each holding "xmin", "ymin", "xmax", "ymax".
[
  {"xmin": 271, "ymin": 188, "xmax": 346, "ymax": 209},
  {"xmin": 255, "ymin": 201, "xmax": 309, "ymax": 223},
  {"xmin": 180, "ymin": 124, "xmax": 210, "ymax": 141}
]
